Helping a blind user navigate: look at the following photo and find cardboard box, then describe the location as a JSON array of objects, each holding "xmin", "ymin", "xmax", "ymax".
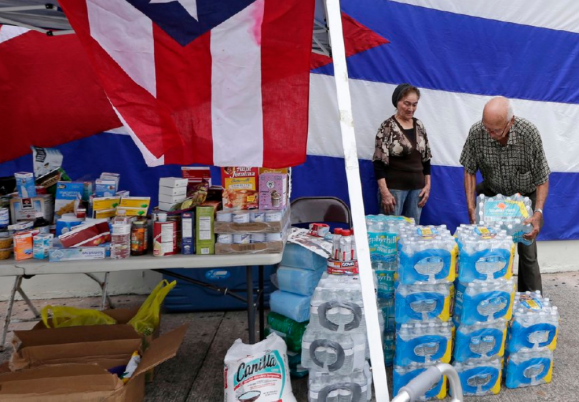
[
  {"xmin": 158, "ymin": 201, "xmax": 178, "ymax": 212},
  {"xmin": 181, "ymin": 211, "xmax": 194, "ymax": 255},
  {"xmin": 116, "ymin": 206, "xmax": 148, "ymax": 217},
  {"xmin": 158, "ymin": 193, "xmax": 186, "ymax": 204},
  {"xmin": 95, "ymin": 179, "xmax": 118, "ymax": 197},
  {"xmin": 119, "ymin": 197, "xmax": 151, "ymax": 209},
  {"xmin": 221, "ymin": 167, "xmax": 259, "ymax": 210},
  {"xmin": 159, "ymin": 177, "xmax": 188, "ymax": 188},
  {"xmin": 159, "ymin": 186, "xmax": 187, "ymax": 197},
  {"xmin": 54, "ymin": 182, "xmax": 84, "ymax": 219},
  {"xmin": 9, "ymin": 195, "xmax": 53, "ymax": 222},
  {"xmin": 92, "ymin": 196, "xmax": 121, "ymax": 211},
  {"xmin": 58, "ymin": 221, "xmax": 111, "ymax": 248},
  {"xmin": 15, "ymin": 172, "xmax": 36, "ymax": 198},
  {"xmin": 49, "ymin": 243, "xmax": 110, "ymax": 262},
  {"xmin": 195, "ymin": 206, "xmax": 214, "ymax": 255},
  {"xmin": 1, "ymin": 324, "xmax": 187, "ymax": 402},
  {"xmin": 181, "ymin": 166, "xmax": 212, "ymax": 186},
  {"xmin": 259, "ymin": 173, "xmax": 288, "ymax": 210},
  {"xmin": 31, "ymin": 146, "xmax": 63, "ymax": 178}
]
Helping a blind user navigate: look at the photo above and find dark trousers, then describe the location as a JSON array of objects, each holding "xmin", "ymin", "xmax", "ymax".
[{"xmin": 475, "ymin": 182, "xmax": 542, "ymax": 293}]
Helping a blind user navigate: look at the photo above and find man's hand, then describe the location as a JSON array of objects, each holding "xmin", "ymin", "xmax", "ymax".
[
  {"xmin": 523, "ymin": 212, "xmax": 543, "ymax": 240},
  {"xmin": 381, "ymin": 190, "xmax": 396, "ymax": 214},
  {"xmin": 418, "ymin": 185, "xmax": 430, "ymax": 208}
]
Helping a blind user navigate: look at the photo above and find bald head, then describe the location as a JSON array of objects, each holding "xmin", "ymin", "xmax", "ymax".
[
  {"xmin": 481, "ymin": 96, "xmax": 515, "ymax": 141},
  {"xmin": 483, "ymin": 96, "xmax": 513, "ymax": 127}
]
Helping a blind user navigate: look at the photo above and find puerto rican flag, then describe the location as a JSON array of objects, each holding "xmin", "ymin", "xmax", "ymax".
[{"xmin": 59, "ymin": 0, "xmax": 316, "ymax": 168}]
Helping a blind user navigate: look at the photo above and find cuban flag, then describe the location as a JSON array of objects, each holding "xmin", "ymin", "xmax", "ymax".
[
  {"xmin": 58, "ymin": 0, "xmax": 315, "ymax": 168},
  {"xmin": 293, "ymin": 0, "xmax": 579, "ymax": 241}
]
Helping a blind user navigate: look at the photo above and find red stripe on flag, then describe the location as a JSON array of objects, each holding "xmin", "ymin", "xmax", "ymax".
[
  {"xmin": 310, "ymin": 12, "xmax": 389, "ymax": 70},
  {"xmin": 260, "ymin": 0, "xmax": 315, "ymax": 168},
  {"xmin": 155, "ymin": 28, "xmax": 214, "ymax": 166},
  {"xmin": 0, "ymin": 29, "xmax": 120, "ymax": 163},
  {"xmin": 60, "ymin": 0, "xmax": 184, "ymax": 161}
]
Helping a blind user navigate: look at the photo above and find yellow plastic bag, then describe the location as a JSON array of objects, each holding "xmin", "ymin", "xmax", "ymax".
[
  {"xmin": 41, "ymin": 305, "xmax": 117, "ymax": 328},
  {"xmin": 128, "ymin": 280, "xmax": 176, "ymax": 336}
]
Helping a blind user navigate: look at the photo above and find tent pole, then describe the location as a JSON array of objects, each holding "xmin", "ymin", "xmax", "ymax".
[{"xmin": 324, "ymin": 0, "xmax": 390, "ymax": 400}]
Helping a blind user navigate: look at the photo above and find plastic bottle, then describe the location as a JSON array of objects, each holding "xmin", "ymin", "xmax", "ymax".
[
  {"xmin": 340, "ymin": 230, "xmax": 352, "ymax": 262},
  {"xmin": 332, "ymin": 228, "xmax": 343, "ymax": 260}
]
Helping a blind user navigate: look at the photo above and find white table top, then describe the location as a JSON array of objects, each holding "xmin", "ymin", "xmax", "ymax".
[{"xmin": 0, "ymin": 252, "xmax": 284, "ymax": 276}]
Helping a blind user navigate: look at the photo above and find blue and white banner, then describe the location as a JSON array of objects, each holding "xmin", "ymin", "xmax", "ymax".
[{"xmin": 2, "ymin": 0, "xmax": 578, "ymax": 240}]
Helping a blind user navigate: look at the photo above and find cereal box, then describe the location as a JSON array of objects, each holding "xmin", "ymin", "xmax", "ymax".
[
  {"xmin": 221, "ymin": 167, "xmax": 259, "ymax": 210},
  {"xmin": 54, "ymin": 182, "xmax": 84, "ymax": 220},
  {"xmin": 259, "ymin": 173, "xmax": 288, "ymax": 210}
]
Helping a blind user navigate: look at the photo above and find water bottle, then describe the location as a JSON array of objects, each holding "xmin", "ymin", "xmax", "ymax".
[
  {"xmin": 453, "ymin": 357, "xmax": 502, "ymax": 396},
  {"xmin": 505, "ymin": 349, "xmax": 553, "ymax": 388}
]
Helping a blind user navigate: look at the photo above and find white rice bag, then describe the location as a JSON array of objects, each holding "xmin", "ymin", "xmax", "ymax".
[{"xmin": 224, "ymin": 333, "xmax": 296, "ymax": 402}]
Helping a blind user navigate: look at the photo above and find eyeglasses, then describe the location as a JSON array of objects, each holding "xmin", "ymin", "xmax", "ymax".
[{"xmin": 483, "ymin": 119, "xmax": 511, "ymax": 137}]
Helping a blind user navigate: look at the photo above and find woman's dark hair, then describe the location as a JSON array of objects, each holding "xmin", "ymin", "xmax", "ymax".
[{"xmin": 392, "ymin": 83, "xmax": 421, "ymax": 107}]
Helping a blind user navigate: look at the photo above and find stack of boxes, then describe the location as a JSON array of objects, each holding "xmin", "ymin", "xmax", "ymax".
[
  {"xmin": 453, "ymin": 224, "xmax": 516, "ymax": 396},
  {"xmin": 393, "ymin": 225, "xmax": 457, "ymax": 400},
  {"xmin": 158, "ymin": 177, "xmax": 188, "ymax": 212},
  {"xmin": 505, "ymin": 291, "xmax": 559, "ymax": 389},
  {"xmin": 366, "ymin": 215, "xmax": 415, "ymax": 365}
]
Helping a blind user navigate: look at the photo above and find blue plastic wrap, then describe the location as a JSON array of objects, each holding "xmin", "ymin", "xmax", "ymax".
[
  {"xmin": 277, "ymin": 266, "xmax": 324, "ymax": 296},
  {"xmin": 270, "ymin": 290, "xmax": 311, "ymax": 323},
  {"xmin": 281, "ymin": 243, "xmax": 327, "ymax": 270}
]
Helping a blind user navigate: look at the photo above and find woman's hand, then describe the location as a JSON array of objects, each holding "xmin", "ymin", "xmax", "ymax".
[
  {"xmin": 381, "ymin": 190, "xmax": 396, "ymax": 214},
  {"xmin": 418, "ymin": 185, "xmax": 430, "ymax": 208}
]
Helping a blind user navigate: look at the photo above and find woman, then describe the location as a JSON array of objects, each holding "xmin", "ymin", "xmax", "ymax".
[{"xmin": 373, "ymin": 83, "xmax": 432, "ymax": 223}]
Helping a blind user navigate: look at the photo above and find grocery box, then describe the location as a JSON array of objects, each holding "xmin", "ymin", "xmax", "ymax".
[
  {"xmin": 1, "ymin": 324, "xmax": 187, "ymax": 402},
  {"xmin": 195, "ymin": 206, "xmax": 214, "ymax": 255},
  {"xmin": 259, "ymin": 173, "xmax": 287, "ymax": 210},
  {"xmin": 9, "ymin": 195, "xmax": 53, "ymax": 222},
  {"xmin": 94, "ymin": 179, "xmax": 118, "ymax": 197},
  {"xmin": 159, "ymin": 177, "xmax": 188, "ymax": 188},
  {"xmin": 221, "ymin": 167, "xmax": 259, "ymax": 210},
  {"xmin": 31, "ymin": 146, "xmax": 63, "ymax": 178},
  {"xmin": 182, "ymin": 166, "xmax": 212, "ymax": 186},
  {"xmin": 15, "ymin": 172, "xmax": 36, "ymax": 198},
  {"xmin": 54, "ymin": 182, "xmax": 84, "ymax": 219},
  {"xmin": 58, "ymin": 221, "xmax": 111, "ymax": 248}
]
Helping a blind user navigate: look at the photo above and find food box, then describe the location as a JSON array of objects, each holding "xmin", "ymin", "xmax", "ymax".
[
  {"xmin": 159, "ymin": 177, "xmax": 188, "ymax": 188},
  {"xmin": 182, "ymin": 166, "xmax": 212, "ymax": 186},
  {"xmin": 54, "ymin": 182, "xmax": 84, "ymax": 220},
  {"xmin": 94, "ymin": 179, "xmax": 118, "ymax": 197},
  {"xmin": 58, "ymin": 221, "xmax": 111, "ymax": 248},
  {"xmin": 31, "ymin": 146, "xmax": 63, "ymax": 178},
  {"xmin": 221, "ymin": 167, "xmax": 259, "ymax": 210},
  {"xmin": 9, "ymin": 195, "xmax": 53, "ymax": 222},
  {"xmin": 259, "ymin": 173, "xmax": 288, "ymax": 210},
  {"xmin": 195, "ymin": 206, "xmax": 214, "ymax": 255},
  {"xmin": 15, "ymin": 172, "xmax": 36, "ymax": 198}
]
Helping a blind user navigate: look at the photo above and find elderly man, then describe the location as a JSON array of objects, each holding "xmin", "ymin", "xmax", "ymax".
[{"xmin": 460, "ymin": 96, "xmax": 550, "ymax": 293}]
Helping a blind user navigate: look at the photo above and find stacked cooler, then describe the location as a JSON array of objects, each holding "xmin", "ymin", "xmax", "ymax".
[
  {"xmin": 453, "ymin": 224, "xmax": 516, "ymax": 396},
  {"xmin": 267, "ymin": 243, "xmax": 327, "ymax": 377},
  {"xmin": 366, "ymin": 215, "xmax": 415, "ymax": 365},
  {"xmin": 505, "ymin": 290, "xmax": 559, "ymax": 389},
  {"xmin": 301, "ymin": 272, "xmax": 375, "ymax": 402},
  {"xmin": 393, "ymin": 225, "xmax": 457, "ymax": 400}
]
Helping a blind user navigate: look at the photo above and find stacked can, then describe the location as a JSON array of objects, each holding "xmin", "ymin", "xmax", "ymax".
[
  {"xmin": 366, "ymin": 214, "xmax": 415, "ymax": 365},
  {"xmin": 453, "ymin": 224, "xmax": 516, "ymax": 396},
  {"xmin": 393, "ymin": 225, "xmax": 457, "ymax": 400},
  {"xmin": 505, "ymin": 290, "xmax": 559, "ymax": 389},
  {"xmin": 301, "ymin": 272, "xmax": 375, "ymax": 402}
]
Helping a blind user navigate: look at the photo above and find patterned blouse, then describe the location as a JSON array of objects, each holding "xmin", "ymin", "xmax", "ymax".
[
  {"xmin": 460, "ymin": 116, "xmax": 550, "ymax": 196},
  {"xmin": 373, "ymin": 116, "xmax": 432, "ymax": 165}
]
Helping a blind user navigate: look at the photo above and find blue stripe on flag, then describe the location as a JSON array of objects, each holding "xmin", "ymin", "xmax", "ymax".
[{"xmin": 313, "ymin": 0, "xmax": 579, "ymax": 104}]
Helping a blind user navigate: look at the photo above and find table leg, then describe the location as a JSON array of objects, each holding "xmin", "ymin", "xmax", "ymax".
[
  {"xmin": 1, "ymin": 276, "xmax": 22, "ymax": 351},
  {"xmin": 259, "ymin": 265, "xmax": 265, "ymax": 341},
  {"xmin": 246, "ymin": 265, "xmax": 255, "ymax": 344}
]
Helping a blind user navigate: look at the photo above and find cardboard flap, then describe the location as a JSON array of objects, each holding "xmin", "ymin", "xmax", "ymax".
[
  {"xmin": 14, "ymin": 324, "xmax": 140, "ymax": 348},
  {"xmin": 132, "ymin": 325, "xmax": 188, "ymax": 379},
  {"xmin": 0, "ymin": 363, "xmax": 106, "ymax": 383}
]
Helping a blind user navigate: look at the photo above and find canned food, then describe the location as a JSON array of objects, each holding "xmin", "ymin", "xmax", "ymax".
[
  {"xmin": 233, "ymin": 211, "xmax": 250, "ymax": 223},
  {"xmin": 233, "ymin": 233, "xmax": 251, "ymax": 244},
  {"xmin": 217, "ymin": 234, "xmax": 233, "ymax": 244},
  {"xmin": 250, "ymin": 210, "xmax": 265, "ymax": 223},
  {"xmin": 251, "ymin": 233, "xmax": 266, "ymax": 243},
  {"xmin": 0, "ymin": 208, "xmax": 9, "ymax": 229},
  {"xmin": 265, "ymin": 211, "xmax": 282, "ymax": 222},
  {"xmin": 131, "ymin": 219, "xmax": 148, "ymax": 256},
  {"xmin": 216, "ymin": 210, "xmax": 233, "ymax": 222},
  {"xmin": 266, "ymin": 232, "xmax": 283, "ymax": 242}
]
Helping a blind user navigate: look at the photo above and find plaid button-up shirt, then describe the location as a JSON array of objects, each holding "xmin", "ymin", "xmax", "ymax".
[{"xmin": 460, "ymin": 116, "xmax": 550, "ymax": 196}]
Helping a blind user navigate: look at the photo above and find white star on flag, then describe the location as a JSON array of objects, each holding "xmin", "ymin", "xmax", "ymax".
[{"xmin": 149, "ymin": 0, "xmax": 197, "ymax": 20}]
